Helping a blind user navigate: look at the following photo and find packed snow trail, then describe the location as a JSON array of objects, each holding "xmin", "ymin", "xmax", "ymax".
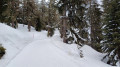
[
  {"xmin": 0, "ymin": 23, "xmax": 114, "ymax": 67},
  {"xmin": 0, "ymin": 23, "xmax": 32, "ymax": 67},
  {"xmin": 0, "ymin": 23, "xmax": 48, "ymax": 67},
  {"xmin": 6, "ymin": 39, "xmax": 81, "ymax": 67},
  {"xmin": 6, "ymin": 36, "xmax": 113, "ymax": 67},
  {"xmin": 6, "ymin": 33, "xmax": 113, "ymax": 67}
]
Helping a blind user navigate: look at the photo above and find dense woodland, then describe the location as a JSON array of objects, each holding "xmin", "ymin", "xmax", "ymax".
[{"xmin": 0, "ymin": 0, "xmax": 120, "ymax": 66}]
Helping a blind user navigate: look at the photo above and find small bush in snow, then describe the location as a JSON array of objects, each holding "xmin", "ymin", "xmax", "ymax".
[{"xmin": 0, "ymin": 44, "xmax": 6, "ymax": 59}]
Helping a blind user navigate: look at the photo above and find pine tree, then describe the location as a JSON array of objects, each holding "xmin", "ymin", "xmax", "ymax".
[
  {"xmin": 86, "ymin": 0, "xmax": 102, "ymax": 52},
  {"xmin": 1, "ymin": 0, "xmax": 20, "ymax": 28},
  {"xmin": 36, "ymin": 0, "xmax": 60, "ymax": 36},
  {"xmin": 57, "ymin": 0, "xmax": 68, "ymax": 43},
  {"xmin": 102, "ymin": 0, "xmax": 120, "ymax": 66},
  {"xmin": 47, "ymin": 0, "xmax": 59, "ymax": 37},
  {"xmin": 0, "ymin": 0, "xmax": 10, "ymax": 23},
  {"xmin": 57, "ymin": 0, "xmax": 88, "ymax": 45},
  {"xmin": 22, "ymin": 0, "xmax": 38, "ymax": 31},
  {"xmin": 32, "ymin": 0, "xmax": 44, "ymax": 31},
  {"xmin": 38, "ymin": 0, "xmax": 48, "ymax": 30}
]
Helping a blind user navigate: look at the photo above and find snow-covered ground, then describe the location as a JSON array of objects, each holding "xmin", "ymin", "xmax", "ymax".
[{"xmin": 0, "ymin": 23, "xmax": 115, "ymax": 67}]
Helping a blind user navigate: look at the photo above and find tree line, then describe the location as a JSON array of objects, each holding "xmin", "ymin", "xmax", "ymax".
[{"xmin": 0, "ymin": 0, "xmax": 120, "ymax": 66}]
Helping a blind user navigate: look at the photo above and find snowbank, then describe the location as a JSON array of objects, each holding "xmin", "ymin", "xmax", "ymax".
[
  {"xmin": 0, "ymin": 23, "xmax": 25, "ymax": 42},
  {"xmin": 0, "ymin": 23, "xmax": 31, "ymax": 67}
]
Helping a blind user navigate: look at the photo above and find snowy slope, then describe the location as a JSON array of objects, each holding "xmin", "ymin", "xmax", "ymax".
[
  {"xmin": 0, "ymin": 23, "xmax": 115, "ymax": 67},
  {"xmin": 0, "ymin": 23, "xmax": 34, "ymax": 67}
]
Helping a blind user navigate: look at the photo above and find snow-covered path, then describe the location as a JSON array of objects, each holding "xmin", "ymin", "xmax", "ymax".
[
  {"xmin": 6, "ymin": 39, "xmax": 81, "ymax": 67},
  {"xmin": 6, "ymin": 33, "xmax": 113, "ymax": 67},
  {"xmin": 0, "ymin": 23, "xmax": 114, "ymax": 67}
]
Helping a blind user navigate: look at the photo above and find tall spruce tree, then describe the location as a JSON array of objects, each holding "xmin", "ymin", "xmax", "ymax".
[
  {"xmin": 102, "ymin": 0, "xmax": 120, "ymax": 66},
  {"xmin": 37, "ymin": 0, "xmax": 47, "ymax": 30},
  {"xmin": 57, "ymin": 0, "xmax": 88, "ymax": 45},
  {"xmin": 87, "ymin": 0, "xmax": 102, "ymax": 52},
  {"xmin": 47, "ymin": 0, "xmax": 60, "ymax": 37},
  {"xmin": 22, "ymin": 0, "xmax": 38, "ymax": 31}
]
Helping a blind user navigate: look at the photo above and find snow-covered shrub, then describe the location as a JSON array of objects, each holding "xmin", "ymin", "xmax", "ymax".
[{"xmin": 0, "ymin": 44, "xmax": 6, "ymax": 59}]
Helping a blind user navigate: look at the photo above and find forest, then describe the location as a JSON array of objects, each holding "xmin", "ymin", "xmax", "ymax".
[{"xmin": 0, "ymin": 0, "xmax": 120, "ymax": 66}]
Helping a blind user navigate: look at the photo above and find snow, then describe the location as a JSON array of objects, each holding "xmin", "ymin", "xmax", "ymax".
[
  {"xmin": 97, "ymin": 0, "xmax": 103, "ymax": 5},
  {"xmin": 97, "ymin": 0, "xmax": 103, "ymax": 11},
  {"xmin": 0, "ymin": 23, "xmax": 115, "ymax": 67},
  {"xmin": 0, "ymin": 23, "xmax": 34, "ymax": 67}
]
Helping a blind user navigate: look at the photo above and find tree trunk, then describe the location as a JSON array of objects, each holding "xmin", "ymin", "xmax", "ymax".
[
  {"xmin": 63, "ymin": 6, "xmax": 67, "ymax": 43},
  {"xmin": 28, "ymin": 22, "xmax": 31, "ymax": 32}
]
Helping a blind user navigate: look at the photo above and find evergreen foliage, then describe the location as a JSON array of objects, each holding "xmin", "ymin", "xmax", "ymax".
[
  {"xmin": 22, "ymin": 0, "xmax": 38, "ymax": 31},
  {"xmin": 0, "ymin": 0, "xmax": 9, "ymax": 23},
  {"xmin": 86, "ymin": 0, "xmax": 102, "ymax": 52},
  {"xmin": 1, "ymin": 1, "xmax": 120, "ymax": 66},
  {"xmin": 3, "ymin": 0, "xmax": 20, "ymax": 28},
  {"xmin": 102, "ymin": 0, "xmax": 120, "ymax": 66},
  {"xmin": 57, "ymin": 0, "xmax": 88, "ymax": 45},
  {"xmin": 0, "ymin": 44, "xmax": 6, "ymax": 59},
  {"xmin": 0, "ymin": 0, "xmax": 60, "ymax": 34},
  {"xmin": 47, "ymin": 0, "xmax": 59, "ymax": 37}
]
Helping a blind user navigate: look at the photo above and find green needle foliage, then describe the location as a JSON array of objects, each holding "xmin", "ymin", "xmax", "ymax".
[
  {"xmin": 0, "ymin": 44, "xmax": 6, "ymax": 59},
  {"xmin": 102, "ymin": 0, "xmax": 120, "ymax": 66}
]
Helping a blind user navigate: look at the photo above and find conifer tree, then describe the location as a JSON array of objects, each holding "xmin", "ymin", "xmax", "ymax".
[
  {"xmin": 22, "ymin": 0, "xmax": 38, "ymax": 31},
  {"xmin": 38, "ymin": 0, "xmax": 48, "ymax": 30},
  {"xmin": 0, "ymin": 0, "xmax": 10, "ymax": 23},
  {"xmin": 1, "ymin": 0, "xmax": 20, "ymax": 28},
  {"xmin": 36, "ymin": 0, "xmax": 60, "ymax": 36},
  {"xmin": 86, "ymin": 0, "xmax": 102, "ymax": 52},
  {"xmin": 102, "ymin": 0, "xmax": 120, "ymax": 66},
  {"xmin": 47, "ymin": 0, "xmax": 59, "ymax": 37},
  {"xmin": 57, "ymin": 0, "xmax": 88, "ymax": 45}
]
